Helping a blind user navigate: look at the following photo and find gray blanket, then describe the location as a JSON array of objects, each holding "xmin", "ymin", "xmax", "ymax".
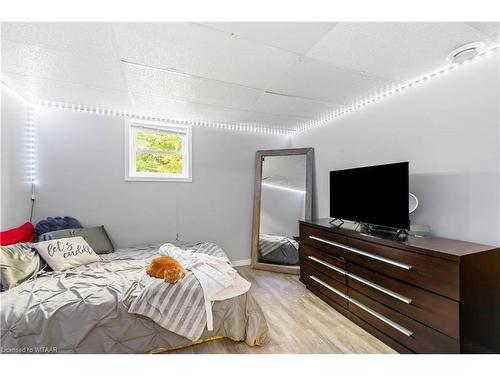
[{"xmin": 0, "ymin": 243, "xmax": 268, "ymax": 354}]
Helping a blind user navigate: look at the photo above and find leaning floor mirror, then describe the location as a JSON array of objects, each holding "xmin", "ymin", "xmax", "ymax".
[{"xmin": 251, "ymin": 148, "xmax": 314, "ymax": 274}]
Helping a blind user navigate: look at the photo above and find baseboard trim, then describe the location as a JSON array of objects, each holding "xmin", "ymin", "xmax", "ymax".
[{"xmin": 231, "ymin": 259, "xmax": 251, "ymax": 267}]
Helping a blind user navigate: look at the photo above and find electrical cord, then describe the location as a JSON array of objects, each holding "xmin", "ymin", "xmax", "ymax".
[
  {"xmin": 29, "ymin": 197, "xmax": 35, "ymax": 222},
  {"xmin": 29, "ymin": 182, "xmax": 36, "ymax": 222}
]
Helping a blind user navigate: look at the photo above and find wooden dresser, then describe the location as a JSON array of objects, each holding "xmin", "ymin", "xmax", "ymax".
[{"xmin": 299, "ymin": 219, "xmax": 500, "ymax": 353}]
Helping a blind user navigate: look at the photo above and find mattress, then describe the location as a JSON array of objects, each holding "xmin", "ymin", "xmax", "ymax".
[{"xmin": 0, "ymin": 242, "xmax": 268, "ymax": 354}]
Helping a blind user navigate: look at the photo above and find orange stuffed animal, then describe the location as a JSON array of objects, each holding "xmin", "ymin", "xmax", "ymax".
[{"xmin": 146, "ymin": 256, "xmax": 186, "ymax": 283}]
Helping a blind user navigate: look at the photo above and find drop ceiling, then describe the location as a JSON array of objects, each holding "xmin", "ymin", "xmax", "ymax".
[{"xmin": 1, "ymin": 22, "xmax": 499, "ymax": 130}]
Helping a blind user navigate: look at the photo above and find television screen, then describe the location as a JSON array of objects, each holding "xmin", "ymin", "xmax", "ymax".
[{"xmin": 330, "ymin": 162, "xmax": 409, "ymax": 230}]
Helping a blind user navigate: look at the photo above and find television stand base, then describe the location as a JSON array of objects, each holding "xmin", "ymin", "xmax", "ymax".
[
  {"xmin": 359, "ymin": 223, "xmax": 408, "ymax": 241},
  {"xmin": 329, "ymin": 218, "xmax": 345, "ymax": 227}
]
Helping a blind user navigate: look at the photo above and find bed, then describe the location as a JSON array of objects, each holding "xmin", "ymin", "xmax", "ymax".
[
  {"xmin": 258, "ymin": 234, "xmax": 299, "ymax": 266},
  {"xmin": 0, "ymin": 242, "xmax": 268, "ymax": 354}
]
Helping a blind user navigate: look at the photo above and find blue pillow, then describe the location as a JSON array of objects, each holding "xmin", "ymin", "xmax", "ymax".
[{"xmin": 35, "ymin": 216, "xmax": 82, "ymax": 240}]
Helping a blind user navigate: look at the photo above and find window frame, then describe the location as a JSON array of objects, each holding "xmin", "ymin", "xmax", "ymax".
[{"xmin": 125, "ymin": 119, "xmax": 192, "ymax": 182}]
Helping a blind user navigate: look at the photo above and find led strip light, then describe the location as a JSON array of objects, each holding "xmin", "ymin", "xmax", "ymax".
[
  {"xmin": 37, "ymin": 100, "xmax": 294, "ymax": 136},
  {"xmin": 26, "ymin": 105, "xmax": 36, "ymax": 185},
  {"xmin": 292, "ymin": 45, "xmax": 500, "ymax": 136},
  {"xmin": 26, "ymin": 104, "xmax": 37, "ymax": 221}
]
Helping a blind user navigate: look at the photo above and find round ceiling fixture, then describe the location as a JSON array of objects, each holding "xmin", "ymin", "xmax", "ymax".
[{"xmin": 447, "ymin": 42, "xmax": 485, "ymax": 64}]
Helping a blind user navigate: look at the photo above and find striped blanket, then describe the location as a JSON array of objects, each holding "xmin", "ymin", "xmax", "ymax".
[
  {"xmin": 259, "ymin": 234, "xmax": 298, "ymax": 257},
  {"xmin": 127, "ymin": 242, "xmax": 249, "ymax": 341}
]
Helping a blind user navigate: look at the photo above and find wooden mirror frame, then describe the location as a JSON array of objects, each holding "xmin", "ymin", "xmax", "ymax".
[{"xmin": 251, "ymin": 148, "xmax": 314, "ymax": 274}]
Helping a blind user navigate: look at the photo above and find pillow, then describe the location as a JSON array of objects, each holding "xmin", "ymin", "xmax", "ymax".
[
  {"xmin": 33, "ymin": 237, "xmax": 101, "ymax": 271},
  {"xmin": 34, "ymin": 216, "xmax": 82, "ymax": 239},
  {"xmin": 0, "ymin": 242, "xmax": 47, "ymax": 291},
  {"xmin": 0, "ymin": 222, "xmax": 35, "ymax": 246},
  {"xmin": 38, "ymin": 226, "xmax": 114, "ymax": 254}
]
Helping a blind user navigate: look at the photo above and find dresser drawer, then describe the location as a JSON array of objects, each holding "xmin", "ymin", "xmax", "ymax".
[
  {"xmin": 300, "ymin": 225, "xmax": 347, "ymax": 259},
  {"xmin": 301, "ymin": 245, "xmax": 346, "ymax": 284},
  {"xmin": 348, "ymin": 288, "xmax": 459, "ymax": 353},
  {"xmin": 303, "ymin": 266, "xmax": 349, "ymax": 309},
  {"xmin": 347, "ymin": 263, "xmax": 459, "ymax": 340},
  {"xmin": 344, "ymin": 237, "xmax": 460, "ymax": 300}
]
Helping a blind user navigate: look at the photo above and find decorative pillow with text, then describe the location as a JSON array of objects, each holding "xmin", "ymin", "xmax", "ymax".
[{"xmin": 33, "ymin": 236, "xmax": 101, "ymax": 271}]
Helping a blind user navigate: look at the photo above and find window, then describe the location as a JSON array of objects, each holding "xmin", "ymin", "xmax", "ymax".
[{"xmin": 126, "ymin": 120, "xmax": 192, "ymax": 181}]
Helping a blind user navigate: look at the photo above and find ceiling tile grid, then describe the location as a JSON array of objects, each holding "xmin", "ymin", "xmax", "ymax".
[
  {"xmin": 2, "ymin": 72, "xmax": 132, "ymax": 108},
  {"xmin": 131, "ymin": 94, "xmax": 306, "ymax": 127},
  {"xmin": 250, "ymin": 92, "xmax": 340, "ymax": 119},
  {"xmin": 196, "ymin": 22, "xmax": 336, "ymax": 54},
  {"xmin": 465, "ymin": 22, "xmax": 500, "ymax": 43},
  {"xmin": 112, "ymin": 22, "xmax": 300, "ymax": 89},
  {"xmin": 1, "ymin": 22, "xmax": 499, "ymax": 131},
  {"xmin": 1, "ymin": 22, "xmax": 118, "ymax": 59},
  {"xmin": 306, "ymin": 22, "xmax": 499, "ymax": 81},
  {"xmin": 123, "ymin": 63, "xmax": 262, "ymax": 111},
  {"xmin": 2, "ymin": 40, "xmax": 127, "ymax": 91},
  {"xmin": 266, "ymin": 56, "xmax": 395, "ymax": 105}
]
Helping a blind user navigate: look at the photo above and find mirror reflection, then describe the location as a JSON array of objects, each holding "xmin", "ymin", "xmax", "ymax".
[{"xmin": 258, "ymin": 154, "xmax": 307, "ymax": 267}]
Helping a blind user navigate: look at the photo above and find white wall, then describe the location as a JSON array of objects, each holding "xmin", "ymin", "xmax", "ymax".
[
  {"xmin": 0, "ymin": 89, "xmax": 32, "ymax": 230},
  {"xmin": 7, "ymin": 54, "xmax": 499, "ymax": 252},
  {"xmin": 34, "ymin": 107, "xmax": 289, "ymax": 261},
  {"xmin": 292, "ymin": 55, "xmax": 500, "ymax": 246},
  {"xmin": 260, "ymin": 184, "xmax": 305, "ymax": 238}
]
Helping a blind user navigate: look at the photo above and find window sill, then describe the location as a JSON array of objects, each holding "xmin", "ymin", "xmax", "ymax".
[{"xmin": 125, "ymin": 176, "xmax": 192, "ymax": 182}]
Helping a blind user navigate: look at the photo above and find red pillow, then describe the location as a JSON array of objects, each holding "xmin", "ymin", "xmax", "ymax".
[{"xmin": 0, "ymin": 222, "xmax": 35, "ymax": 245}]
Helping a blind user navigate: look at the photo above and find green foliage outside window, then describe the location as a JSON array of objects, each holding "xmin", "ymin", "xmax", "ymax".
[
  {"xmin": 136, "ymin": 131, "xmax": 183, "ymax": 152},
  {"xmin": 135, "ymin": 131, "xmax": 184, "ymax": 174},
  {"xmin": 136, "ymin": 153, "xmax": 183, "ymax": 174}
]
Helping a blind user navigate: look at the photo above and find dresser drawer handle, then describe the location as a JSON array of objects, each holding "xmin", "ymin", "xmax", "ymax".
[
  {"xmin": 308, "ymin": 256, "xmax": 346, "ymax": 275},
  {"xmin": 349, "ymin": 298, "xmax": 414, "ymax": 337},
  {"xmin": 309, "ymin": 275, "xmax": 413, "ymax": 337},
  {"xmin": 308, "ymin": 236, "xmax": 412, "ymax": 270},
  {"xmin": 309, "ymin": 276, "xmax": 348, "ymax": 299},
  {"xmin": 310, "ymin": 252, "xmax": 411, "ymax": 303},
  {"xmin": 347, "ymin": 273, "xmax": 413, "ymax": 304}
]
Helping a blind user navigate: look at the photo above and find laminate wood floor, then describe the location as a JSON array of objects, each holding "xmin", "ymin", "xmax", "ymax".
[{"xmin": 170, "ymin": 266, "xmax": 396, "ymax": 354}]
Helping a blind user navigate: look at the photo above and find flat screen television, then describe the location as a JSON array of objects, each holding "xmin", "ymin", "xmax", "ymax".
[{"xmin": 329, "ymin": 162, "xmax": 409, "ymax": 230}]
